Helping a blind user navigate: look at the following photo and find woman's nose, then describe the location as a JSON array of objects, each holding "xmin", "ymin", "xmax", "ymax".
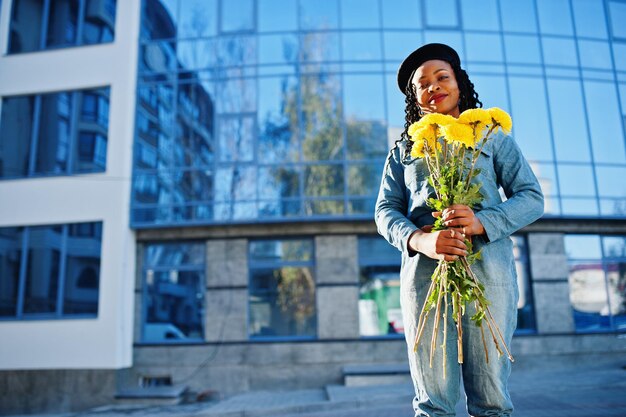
[{"xmin": 428, "ymin": 83, "xmax": 440, "ymax": 92}]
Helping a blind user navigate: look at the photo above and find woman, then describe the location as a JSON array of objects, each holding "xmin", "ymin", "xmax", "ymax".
[{"xmin": 375, "ymin": 43, "xmax": 544, "ymax": 416}]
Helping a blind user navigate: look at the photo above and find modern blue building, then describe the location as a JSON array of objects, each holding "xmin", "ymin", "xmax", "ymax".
[{"xmin": 0, "ymin": 0, "xmax": 625, "ymax": 413}]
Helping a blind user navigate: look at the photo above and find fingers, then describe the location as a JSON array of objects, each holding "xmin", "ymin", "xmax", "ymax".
[
  {"xmin": 435, "ymin": 229, "xmax": 468, "ymax": 260},
  {"xmin": 421, "ymin": 225, "xmax": 433, "ymax": 233}
]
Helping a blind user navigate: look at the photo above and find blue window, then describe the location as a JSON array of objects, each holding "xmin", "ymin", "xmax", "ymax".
[
  {"xmin": 0, "ymin": 87, "xmax": 110, "ymax": 179},
  {"xmin": 0, "ymin": 222, "xmax": 102, "ymax": 320},
  {"xmin": 142, "ymin": 242, "xmax": 206, "ymax": 343},
  {"xmin": 565, "ymin": 235, "xmax": 626, "ymax": 332},
  {"xmin": 248, "ymin": 239, "xmax": 316, "ymax": 339},
  {"xmin": 8, "ymin": 0, "xmax": 117, "ymax": 54}
]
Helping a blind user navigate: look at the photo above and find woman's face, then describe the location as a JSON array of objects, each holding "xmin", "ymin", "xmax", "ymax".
[{"xmin": 411, "ymin": 59, "xmax": 460, "ymax": 117}]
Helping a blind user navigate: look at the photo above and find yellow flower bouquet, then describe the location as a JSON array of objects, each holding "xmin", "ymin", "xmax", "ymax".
[{"xmin": 408, "ymin": 107, "xmax": 514, "ymax": 377}]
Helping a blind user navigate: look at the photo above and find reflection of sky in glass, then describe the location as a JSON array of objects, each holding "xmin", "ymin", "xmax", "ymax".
[
  {"xmin": 461, "ymin": 0, "xmax": 499, "ymax": 31},
  {"xmin": 608, "ymin": 1, "xmax": 626, "ymax": 39},
  {"xmin": 471, "ymin": 75, "xmax": 508, "ymax": 111},
  {"xmin": 578, "ymin": 40, "xmax": 612, "ymax": 70},
  {"xmin": 565, "ymin": 235, "xmax": 602, "ymax": 259},
  {"xmin": 381, "ymin": 0, "xmax": 421, "ymax": 29},
  {"xmin": 504, "ymin": 35, "xmax": 541, "ymax": 65},
  {"xmin": 465, "ymin": 33, "xmax": 503, "ymax": 62},
  {"xmin": 583, "ymin": 81, "xmax": 625, "ymax": 164},
  {"xmin": 561, "ymin": 198, "xmax": 598, "ymax": 216},
  {"xmin": 343, "ymin": 74, "xmax": 385, "ymax": 122},
  {"xmin": 258, "ymin": 0, "xmax": 297, "ymax": 32},
  {"xmin": 179, "ymin": 0, "xmax": 216, "ymax": 38},
  {"xmin": 542, "ymin": 37, "xmax": 578, "ymax": 67},
  {"xmin": 613, "ymin": 44, "xmax": 626, "ymax": 71},
  {"xmin": 558, "ymin": 164, "xmax": 596, "ymax": 197},
  {"xmin": 221, "ymin": 0, "xmax": 254, "ymax": 32},
  {"xmin": 572, "ymin": 0, "xmax": 608, "ymax": 39},
  {"xmin": 342, "ymin": 32, "xmax": 382, "ymax": 61},
  {"xmin": 500, "ymin": 0, "xmax": 538, "ymax": 33},
  {"xmin": 424, "ymin": 0, "xmax": 458, "ymax": 27},
  {"xmin": 536, "ymin": 0, "xmax": 573, "ymax": 36},
  {"xmin": 596, "ymin": 166, "xmax": 626, "ymax": 198},
  {"xmin": 383, "ymin": 31, "xmax": 423, "ymax": 61},
  {"xmin": 340, "ymin": 0, "xmax": 379, "ymax": 29},
  {"xmin": 300, "ymin": 0, "xmax": 339, "ymax": 30}
]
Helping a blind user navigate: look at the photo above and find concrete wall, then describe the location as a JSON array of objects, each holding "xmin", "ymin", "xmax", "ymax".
[{"xmin": 0, "ymin": 0, "xmax": 141, "ymax": 369}]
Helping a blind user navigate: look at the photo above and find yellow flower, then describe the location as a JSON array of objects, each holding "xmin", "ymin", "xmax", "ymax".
[
  {"xmin": 488, "ymin": 107, "xmax": 512, "ymax": 134},
  {"xmin": 458, "ymin": 108, "xmax": 491, "ymax": 128},
  {"xmin": 411, "ymin": 139, "xmax": 426, "ymax": 158},
  {"xmin": 408, "ymin": 122, "xmax": 421, "ymax": 137},
  {"xmin": 443, "ymin": 122, "xmax": 475, "ymax": 147},
  {"xmin": 417, "ymin": 113, "xmax": 457, "ymax": 130}
]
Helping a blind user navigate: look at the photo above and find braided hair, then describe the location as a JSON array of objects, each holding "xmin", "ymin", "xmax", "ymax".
[{"xmin": 399, "ymin": 64, "xmax": 482, "ymax": 159}]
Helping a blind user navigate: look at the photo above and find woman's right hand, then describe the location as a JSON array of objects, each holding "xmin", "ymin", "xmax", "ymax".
[{"xmin": 408, "ymin": 228, "xmax": 468, "ymax": 261}]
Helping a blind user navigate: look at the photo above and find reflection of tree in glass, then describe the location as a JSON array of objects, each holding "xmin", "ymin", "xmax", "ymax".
[{"xmin": 276, "ymin": 267, "xmax": 315, "ymax": 334}]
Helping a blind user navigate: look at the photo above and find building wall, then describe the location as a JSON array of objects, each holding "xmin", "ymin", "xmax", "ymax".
[{"xmin": 0, "ymin": 0, "xmax": 141, "ymax": 370}]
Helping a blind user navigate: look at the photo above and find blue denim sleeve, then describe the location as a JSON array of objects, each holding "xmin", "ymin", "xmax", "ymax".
[
  {"xmin": 475, "ymin": 135, "xmax": 544, "ymax": 243},
  {"xmin": 375, "ymin": 147, "xmax": 419, "ymax": 255}
]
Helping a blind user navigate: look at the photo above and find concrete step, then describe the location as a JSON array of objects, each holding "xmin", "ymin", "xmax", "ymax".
[
  {"xmin": 115, "ymin": 384, "xmax": 188, "ymax": 405},
  {"xmin": 342, "ymin": 363, "xmax": 411, "ymax": 386}
]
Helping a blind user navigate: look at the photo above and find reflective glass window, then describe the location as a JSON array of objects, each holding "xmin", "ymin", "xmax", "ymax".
[
  {"xmin": 0, "ymin": 228, "xmax": 23, "ymax": 317},
  {"xmin": 342, "ymin": 31, "xmax": 382, "ymax": 61},
  {"xmin": 358, "ymin": 236, "xmax": 402, "ymax": 337},
  {"xmin": 561, "ymin": 198, "xmax": 599, "ymax": 216},
  {"xmin": 249, "ymin": 239, "xmax": 316, "ymax": 339},
  {"xmin": 583, "ymin": 80, "xmax": 626, "ymax": 164},
  {"xmin": 508, "ymin": 77, "xmax": 553, "ymax": 162},
  {"xmin": 304, "ymin": 164, "xmax": 344, "ymax": 197},
  {"xmin": 536, "ymin": 0, "xmax": 573, "ymax": 36},
  {"xmin": 542, "ymin": 37, "xmax": 578, "ymax": 67},
  {"xmin": 600, "ymin": 199, "xmax": 626, "ymax": 216},
  {"xmin": 386, "ymin": 74, "xmax": 406, "ymax": 131},
  {"xmin": 609, "ymin": 1, "xmax": 626, "ymax": 39},
  {"xmin": 258, "ymin": 0, "xmax": 297, "ymax": 32},
  {"xmin": 614, "ymin": 43, "xmax": 626, "ymax": 72},
  {"xmin": 512, "ymin": 235, "xmax": 535, "ymax": 332},
  {"xmin": 300, "ymin": 32, "xmax": 340, "ymax": 63},
  {"xmin": 141, "ymin": 0, "xmax": 177, "ymax": 40},
  {"xmin": 300, "ymin": 74, "xmax": 342, "ymax": 161},
  {"xmin": 0, "ymin": 88, "xmax": 110, "ymax": 180},
  {"xmin": 578, "ymin": 40, "xmax": 612, "ymax": 70},
  {"xmin": 0, "ymin": 222, "xmax": 102, "ymax": 320},
  {"xmin": 465, "ymin": 33, "xmax": 503, "ymax": 63},
  {"xmin": 423, "ymin": 31, "xmax": 464, "ymax": 60},
  {"xmin": 340, "ymin": 0, "xmax": 379, "ymax": 29},
  {"xmin": 504, "ymin": 35, "xmax": 541, "ymax": 65},
  {"xmin": 0, "ymin": 95, "xmax": 34, "ymax": 178},
  {"xmin": 471, "ymin": 75, "xmax": 509, "ymax": 111},
  {"xmin": 258, "ymin": 76, "xmax": 299, "ymax": 163},
  {"xmin": 557, "ymin": 164, "xmax": 597, "ymax": 197},
  {"xmin": 383, "ymin": 31, "xmax": 423, "ymax": 61},
  {"xmin": 596, "ymin": 166, "xmax": 626, "ymax": 198},
  {"xmin": 217, "ymin": 77, "xmax": 256, "ymax": 114},
  {"xmin": 565, "ymin": 235, "xmax": 626, "ymax": 332},
  {"xmin": 8, "ymin": 0, "xmax": 116, "ymax": 53},
  {"xmin": 218, "ymin": 116, "xmax": 255, "ymax": 162},
  {"xmin": 300, "ymin": 0, "xmax": 339, "ymax": 30},
  {"xmin": 460, "ymin": 0, "xmax": 499, "ymax": 31},
  {"xmin": 143, "ymin": 241, "xmax": 205, "ymax": 343},
  {"xmin": 220, "ymin": 0, "xmax": 254, "ymax": 33},
  {"xmin": 259, "ymin": 34, "xmax": 298, "ymax": 64},
  {"xmin": 499, "ymin": 0, "xmax": 538, "ymax": 33},
  {"xmin": 179, "ymin": 0, "xmax": 217, "ymax": 38},
  {"xmin": 381, "ymin": 0, "xmax": 421, "ymax": 29},
  {"xmin": 348, "ymin": 161, "xmax": 385, "ymax": 197},
  {"xmin": 546, "ymin": 79, "xmax": 591, "ymax": 163},
  {"xmin": 258, "ymin": 166, "xmax": 300, "ymax": 199},
  {"xmin": 572, "ymin": 0, "xmax": 608, "ymax": 39},
  {"xmin": 531, "ymin": 162, "xmax": 560, "ymax": 215},
  {"xmin": 424, "ymin": 0, "xmax": 458, "ymax": 27}
]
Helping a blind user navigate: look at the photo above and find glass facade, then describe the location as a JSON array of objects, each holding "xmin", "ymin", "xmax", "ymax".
[
  {"xmin": 132, "ymin": 0, "xmax": 626, "ymax": 227},
  {"xmin": 8, "ymin": 0, "xmax": 117, "ymax": 54},
  {"xmin": 565, "ymin": 234, "xmax": 626, "ymax": 332},
  {"xmin": 142, "ymin": 241, "xmax": 205, "ymax": 342},
  {"xmin": 0, "ymin": 222, "xmax": 102, "ymax": 319},
  {"xmin": 248, "ymin": 239, "xmax": 316, "ymax": 339},
  {"xmin": 0, "ymin": 87, "xmax": 110, "ymax": 179}
]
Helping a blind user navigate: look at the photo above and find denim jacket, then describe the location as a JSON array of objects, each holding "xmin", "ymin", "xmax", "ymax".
[{"xmin": 375, "ymin": 134, "xmax": 544, "ymax": 291}]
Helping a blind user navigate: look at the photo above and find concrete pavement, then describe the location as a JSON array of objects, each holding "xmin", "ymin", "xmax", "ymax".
[{"xmin": 4, "ymin": 352, "xmax": 626, "ymax": 417}]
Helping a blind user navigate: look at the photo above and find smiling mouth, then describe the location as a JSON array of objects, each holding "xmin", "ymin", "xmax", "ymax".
[{"xmin": 430, "ymin": 94, "xmax": 448, "ymax": 104}]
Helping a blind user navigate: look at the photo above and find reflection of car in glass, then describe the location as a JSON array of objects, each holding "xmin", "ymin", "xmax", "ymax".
[{"xmin": 144, "ymin": 323, "xmax": 187, "ymax": 341}]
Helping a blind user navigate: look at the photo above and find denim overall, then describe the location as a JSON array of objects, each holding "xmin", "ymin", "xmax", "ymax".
[{"xmin": 375, "ymin": 134, "xmax": 544, "ymax": 416}]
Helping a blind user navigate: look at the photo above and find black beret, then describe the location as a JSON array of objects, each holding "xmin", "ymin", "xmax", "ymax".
[{"xmin": 397, "ymin": 43, "xmax": 461, "ymax": 95}]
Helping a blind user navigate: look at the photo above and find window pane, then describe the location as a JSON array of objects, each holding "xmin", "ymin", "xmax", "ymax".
[
  {"xmin": 179, "ymin": 0, "xmax": 217, "ymax": 38},
  {"xmin": 145, "ymin": 242, "xmax": 206, "ymax": 267},
  {"xmin": 565, "ymin": 235, "xmax": 602, "ymax": 259},
  {"xmin": 606, "ymin": 262, "xmax": 626, "ymax": 330},
  {"xmin": 347, "ymin": 161, "xmax": 384, "ymax": 197},
  {"xmin": 461, "ymin": 0, "xmax": 499, "ymax": 31},
  {"xmin": 257, "ymin": 166, "xmax": 300, "ymax": 199},
  {"xmin": 249, "ymin": 267, "xmax": 316, "ymax": 337},
  {"xmin": 558, "ymin": 164, "xmax": 596, "ymax": 197},
  {"xmin": 23, "ymin": 226, "xmax": 63, "ymax": 315},
  {"xmin": 383, "ymin": 31, "xmax": 422, "ymax": 61},
  {"xmin": 35, "ymin": 92, "xmax": 71, "ymax": 175},
  {"xmin": 512, "ymin": 236, "xmax": 535, "ymax": 332},
  {"xmin": 381, "ymin": 0, "xmax": 421, "ymax": 29},
  {"xmin": 304, "ymin": 164, "xmax": 344, "ymax": 198},
  {"xmin": 471, "ymin": 75, "xmax": 509, "ymax": 111},
  {"xmin": 504, "ymin": 35, "xmax": 541, "ymax": 65},
  {"xmin": 561, "ymin": 198, "xmax": 599, "ymax": 216},
  {"xmin": 547, "ymin": 79, "xmax": 591, "ymax": 163},
  {"xmin": 77, "ymin": 88, "xmax": 110, "ymax": 173},
  {"xmin": 572, "ymin": 0, "xmax": 608, "ymax": 39},
  {"xmin": 542, "ymin": 37, "xmax": 578, "ymax": 67},
  {"xmin": 217, "ymin": 77, "xmax": 257, "ymax": 114},
  {"xmin": 424, "ymin": 0, "xmax": 458, "ymax": 27},
  {"xmin": 0, "ymin": 227, "xmax": 23, "ymax": 317},
  {"xmin": 300, "ymin": 32, "xmax": 340, "ymax": 63},
  {"xmin": 342, "ymin": 31, "xmax": 381, "ymax": 61},
  {"xmin": 423, "ymin": 31, "xmax": 464, "ymax": 61},
  {"xmin": 46, "ymin": 0, "xmax": 79, "ymax": 48},
  {"xmin": 536, "ymin": 0, "xmax": 573, "ymax": 35},
  {"xmin": 0, "ymin": 95, "xmax": 34, "ymax": 178},
  {"xmin": 609, "ymin": 1, "xmax": 626, "ymax": 39},
  {"xmin": 301, "ymin": 74, "xmax": 342, "ymax": 161},
  {"xmin": 508, "ymin": 77, "xmax": 553, "ymax": 162},
  {"xmin": 221, "ymin": 0, "xmax": 254, "ymax": 32},
  {"xmin": 340, "ymin": 0, "xmax": 379, "ymax": 29},
  {"xmin": 583, "ymin": 81, "xmax": 626, "ymax": 164},
  {"xmin": 141, "ymin": 0, "xmax": 177, "ymax": 40},
  {"xmin": 250, "ymin": 239, "xmax": 313, "ymax": 263},
  {"xmin": 259, "ymin": 34, "xmax": 298, "ymax": 64},
  {"xmin": 9, "ymin": 0, "xmax": 44, "ymax": 53},
  {"xmin": 258, "ymin": 76, "xmax": 299, "ymax": 163},
  {"xmin": 465, "ymin": 33, "xmax": 503, "ymax": 63},
  {"xmin": 218, "ymin": 116, "xmax": 254, "ymax": 162},
  {"xmin": 603, "ymin": 236, "xmax": 626, "ymax": 259},
  {"xmin": 500, "ymin": 0, "xmax": 538, "ymax": 33},
  {"xmin": 568, "ymin": 261, "xmax": 611, "ymax": 331},
  {"xmin": 63, "ymin": 222, "xmax": 102, "ymax": 315},
  {"xmin": 614, "ymin": 44, "xmax": 626, "ymax": 72},
  {"xmin": 359, "ymin": 266, "xmax": 402, "ymax": 336},
  {"xmin": 82, "ymin": 0, "xmax": 116, "ymax": 45},
  {"xmin": 578, "ymin": 40, "xmax": 612, "ymax": 70},
  {"xmin": 258, "ymin": 0, "xmax": 297, "ymax": 32},
  {"xmin": 300, "ymin": 0, "xmax": 339, "ymax": 30},
  {"xmin": 531, "ymin": 161, "xmax": 559, "ymax": 200},
  {"xmin": 596, "ymin": 166, "xmax": 626, "ymax": 198}
]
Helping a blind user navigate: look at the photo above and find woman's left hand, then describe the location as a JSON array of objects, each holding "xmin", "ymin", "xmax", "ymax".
[{"xmin": 433, "ymin": 204, "xmax": 485, "ymax": 237}]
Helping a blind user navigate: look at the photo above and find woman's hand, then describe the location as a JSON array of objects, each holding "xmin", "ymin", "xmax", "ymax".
[
  {"xmin": 408, "ymin": 228, "xmax": 468, "ymax": 262},
  {"xmin": 433, "ymin": 204, "xmax": 485, "ymax": 237}
]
